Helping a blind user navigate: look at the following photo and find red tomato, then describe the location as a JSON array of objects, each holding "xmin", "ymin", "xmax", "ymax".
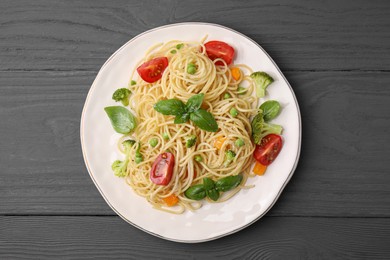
[
  {"xmin": 253, "ymin": 134, "xmax": 283, "ymax": 166},
  {"xmin": 204, "ymin": 41, "xmax": 235, "ymax": 66},
  {"xmin": 150, "ymin": 152, "xmax": 175, "ymax": 185},
  {"xmin": 137, "ymin": 57, "xmax": 168, "ymax": 83}
]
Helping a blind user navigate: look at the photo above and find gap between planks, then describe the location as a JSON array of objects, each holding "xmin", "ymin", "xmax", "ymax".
[{"xmin": 1, "ymin": 214, "xmax": 389, "ymax": 219}]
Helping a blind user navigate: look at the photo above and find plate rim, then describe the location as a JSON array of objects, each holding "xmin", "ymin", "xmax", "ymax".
[{"xmin": 80, "ymin": 22, "xmax": 302, "ymax": 243}]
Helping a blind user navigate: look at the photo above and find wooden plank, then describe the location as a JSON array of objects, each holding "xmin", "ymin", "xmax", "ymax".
[
  {"xmin": 1, "ymin": 70, "xmax": 389, "ymax": 216},
  {"xmin": 0, "ymin": 216, "xmax": 389, "ymax": 259},
  {"xmin": 0, "ymin": 71, "xmax": 112, "ymax": 215},
  {"xmin": 0, "ymin": 0, "xmax": 389, "ymax": 71}
]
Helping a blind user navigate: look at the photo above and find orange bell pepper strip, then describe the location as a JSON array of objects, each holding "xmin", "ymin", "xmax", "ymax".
[
  {"xmin": 253, "ymin": 161, "xmax": 267, "ymax": 176},
  {"xmin": 214, "ymin": 136, "xmax": 226, "ymax": 150},
  {"xmin": 231, "ymin": 67, "xmax": 241, "ymax": 81},
  {"xmin": 163, "ymin": 194, "xmax": 179, "ymax": 207}
]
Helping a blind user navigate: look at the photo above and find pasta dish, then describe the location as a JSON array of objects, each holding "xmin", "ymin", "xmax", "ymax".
[{"xmin": 104, "ymin": 37, "xmax": 284, "ymax": 214}]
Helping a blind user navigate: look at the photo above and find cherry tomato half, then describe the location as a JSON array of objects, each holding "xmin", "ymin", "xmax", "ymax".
[
  {"xmin": 253, "ymin": 134, "xmax": 283, "ymax": 166},
  {"xmin": 150, "ymin": 152, "xmax": 175, "ymax": 185},
  {"xmin": 204, "ymin": 41, "xmax": 235, "ymax": 66},
  {"xmin": 137, "ymin": 57, "xmax": 168, "ymax": 83}
]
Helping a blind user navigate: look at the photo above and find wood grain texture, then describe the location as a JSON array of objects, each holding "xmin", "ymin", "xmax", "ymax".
[
  {"xmin": 0, "ymin": 216, "xmax": 389, "ymax": 259},
  {"xmin": 1, "ymin": 71, "xmax": 389, "ymax": 216},
  {"xmin": 0, "ymin": 0, "xmax": 389, "ymax": 71},
  {"xmin": 1, "ymin": 0, "xmax": 390, "ymax": 258}
]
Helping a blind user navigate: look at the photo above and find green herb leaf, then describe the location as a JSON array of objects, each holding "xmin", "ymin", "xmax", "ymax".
[
  {"xmin": 185, "ymin": 184, "xmax": 206, "ymax": 200},
  {"xmin": 207, "ymin": 189, "xmax": 220, "ymax": 201},
  {"xmin": 104, "ymin": 106, "xmax": 137, "ymax": 134},
  {"xmin": 186, "ymin": 135, "xmax": 197, "ymax": 148},
  {"xmin": 215, "ymin": 174, "xmax": 243, "ymax": 192},
  {"xmin": 260, "ymin": 100, "xmax": 281, "ymax": 122},
  {"xmin": 186, "ymin": 93, "xmax": 204, "ymax": 113},
  {"xmin": 174, "ymin": 113, "xmax": 190, "ymax": 124},
  {"xmin": 154, "ymin": 99, "xmax": 187, "ymax": 116},
  {"xmin": 203, "ymin": 177, "xmax": 215, "ymax": 191},
  {"xmin": 190, "ymin": 109, "xmax": 218, "ymax": 132}
]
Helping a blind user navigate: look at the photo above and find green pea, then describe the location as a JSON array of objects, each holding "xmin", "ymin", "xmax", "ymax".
[
  {"xmin": 187, "ymin": 63, "xmax": 196, "ymax": 74},
  {"xmin": 223, "ymin": 93, "xmax": 231, "ymax": 99},
  {"xmin": 135, "ymin": 155, "xmax": 143, "ymax": 164},
  {"xmin": 176, "ymin": 43, "xmax": 184, "ymax": 49},
  {"xmin": 130, "ymin": 80, "xmax": 136, "ymax": 86},
  {"xmin": 194, "ymin": 155, "xmax": 203, "ymax": 162},
  {"xmin": 162, "ymin": 133, "xmax": 169, "ymax": 140},
  {"xmin": 235, "ymin": 138, "xmax": 245, "ymax": 147},
  {"xmin": 149, "ymin": 138, "xmax": 158, "ymax": 147},
  {"xmin": 230, "ymin": 107, "xmax": 239, "ymax": 117},
  {"xmin": 170, "ymin": 49, "xmax": 177, "ymax": 54}
]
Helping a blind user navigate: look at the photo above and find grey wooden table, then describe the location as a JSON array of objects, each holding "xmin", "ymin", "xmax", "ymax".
[{"xmin": 1, "ymin": 0, "xmax": 389, "ymax": 259}]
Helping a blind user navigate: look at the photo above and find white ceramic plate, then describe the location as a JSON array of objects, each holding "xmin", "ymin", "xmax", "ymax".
[{"xmin": 81, "ymin": 22, "xmax": 301, "ymax": 243}]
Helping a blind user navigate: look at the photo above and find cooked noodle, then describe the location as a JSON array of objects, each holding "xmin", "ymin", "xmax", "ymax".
[{"xmin": 122, "ymin": 39, "xmax": 257, "ymax": 213}]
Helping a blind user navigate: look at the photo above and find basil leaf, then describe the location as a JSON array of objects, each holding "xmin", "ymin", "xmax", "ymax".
[
  {"xmin": 203, "ymin": 177, "xmax": 215, "ymax": 191},
  {"xmin": 186, "ymin": 93, "xmax": 204, "ymax": 113},
  {"xmin": 104, "ymin": 106, "xmax": 137, "ymax": 134},
  {"xmin": 184, "ymin": 184, "xmax": 206, "ymax": 200},
  {"xmin": 260, "ymin": 100, "xmax": 281, "ymax": 122},
  {"xmin": 207, "ymin": 189, "xmax": 220, "ymax": 201},
  {"xmin": 174, "ymin": 113, "xmax": 190, "ymax": 124},
  {"xmin": 190, "ymin": 109, "xmax": 218, "ymax": 132},
  {"xmin": 154, "ymin": 99, "xmax": 187, "ymax": 116},
  {"xmin": 215, "ymin": 174, "xmax": 243, "ymax": 192}
]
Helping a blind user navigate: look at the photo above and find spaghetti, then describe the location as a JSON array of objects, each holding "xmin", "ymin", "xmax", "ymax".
[{"xmin": 120, "ymin": 39, "xmax": 259, "ymax": 213}]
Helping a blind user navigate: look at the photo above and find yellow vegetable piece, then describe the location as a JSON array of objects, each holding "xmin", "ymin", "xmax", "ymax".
[
  {"xmin": 214, "ymin": 136, "xmax": 226, "ymax": 150},
  {"xmin": 231, "ymin": 67, "xmax": 241, "ymax": 81},
  {"xmin": 253, "ymin": 161, "xmax": 267, "ymax": 176},
  {"xmin": 163, "ymin": 194, "xmax": 179, "ymax": 207}
]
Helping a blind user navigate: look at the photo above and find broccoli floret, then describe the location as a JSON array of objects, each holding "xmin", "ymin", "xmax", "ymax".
[
  {"xmin": 122, "ymin": 139, "xmax": 136, "ymax": 150},
  {"xmin": 250, "ymin": 72, "xmax": 274, "ymax": 98},
  {"xmin": 186, "ymin": 135, "xmax": 197, "ymax": 148},
  {"xmin": 111, "ymin": 160, "xmax": 128, "ymax": 177},
  {"xmin": 251, "ymin": 112, "xmax": 283, "ymax": 144},
  {"xmin": 112, "ymin": 88, "xmax": 131, "ymax": 106},
  {"xmin": 111, "ymin": 139, "xmax": 136, "ymax": 177},
  {"xmin": 224, "ymin": 150, "xmax": 236, "ymax": 167}
]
